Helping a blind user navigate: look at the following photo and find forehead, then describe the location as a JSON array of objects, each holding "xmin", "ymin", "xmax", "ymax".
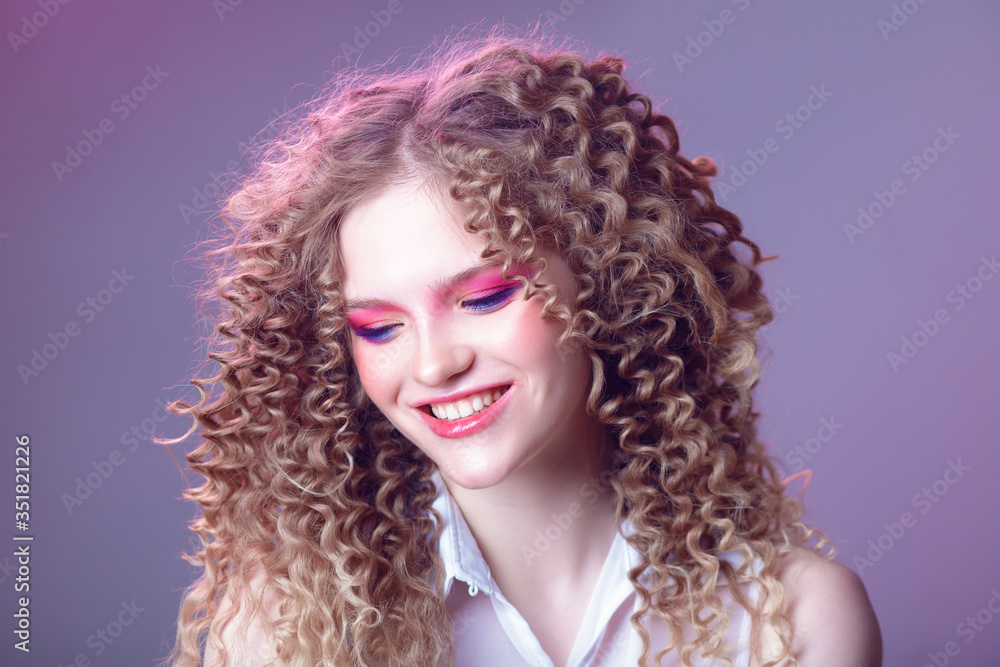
[{"xmin": 337, "ymin": 182, "xmax": 486, "ymax": 297}]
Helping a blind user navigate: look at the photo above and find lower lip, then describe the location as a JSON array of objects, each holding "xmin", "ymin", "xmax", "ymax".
[{"xmin": 417, "ymin": 385, "xmax": 514, "ymax": 438}]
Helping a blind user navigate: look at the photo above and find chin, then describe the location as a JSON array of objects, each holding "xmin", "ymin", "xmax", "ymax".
[{"xmin": 437, "ymin": 457, "xmax": 518, "ymax": 491}]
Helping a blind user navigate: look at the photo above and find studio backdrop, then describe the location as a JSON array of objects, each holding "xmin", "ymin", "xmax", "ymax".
[{"xmin": 1, "ymin": 1, "xmax": 998, "ymax": 665}]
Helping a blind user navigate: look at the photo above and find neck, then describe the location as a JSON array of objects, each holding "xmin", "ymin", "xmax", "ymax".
[{"xmin": 440, "ymin": 417, "xmax": 619, "ymax": 601}]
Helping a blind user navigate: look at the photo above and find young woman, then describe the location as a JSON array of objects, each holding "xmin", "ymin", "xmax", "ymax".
[{"xmin": 166, "ymin": 29, "xmax": 881, "ymax": 667}]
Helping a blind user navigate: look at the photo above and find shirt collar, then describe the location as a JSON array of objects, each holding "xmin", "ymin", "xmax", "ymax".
[
  {"xmin": 430, "ymin": 470, "xmax": 495, "ymax": 598},
  {"xmin": 429, "ymin": 470, "xmax": 653, "ymax": 599}
]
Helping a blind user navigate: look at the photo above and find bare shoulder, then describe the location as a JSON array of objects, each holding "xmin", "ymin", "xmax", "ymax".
[
  {"xmin": 754, "ymin": 545, "xmax": 882, "ymax": 667},
  {"xmin": 203, "ymin": 566, "xmax": 288, "ymax": 667}
]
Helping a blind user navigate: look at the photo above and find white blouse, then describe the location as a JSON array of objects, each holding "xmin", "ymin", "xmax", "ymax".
[{"xmin": 431, "ymin": 472, "xmax": 761, "ymax": 667}]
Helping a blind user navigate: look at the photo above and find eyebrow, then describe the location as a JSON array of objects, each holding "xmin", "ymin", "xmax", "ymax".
[{"xmin": 343, "ymin": 259, "xmax": 510, "ymax": 312}]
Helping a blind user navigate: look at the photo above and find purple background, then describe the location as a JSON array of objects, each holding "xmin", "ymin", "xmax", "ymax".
[{"xmin": 2, "ymin": 1, "xmax": 998, "ymax": 665}]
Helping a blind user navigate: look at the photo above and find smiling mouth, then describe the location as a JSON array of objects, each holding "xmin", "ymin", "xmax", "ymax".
[{"xmin": 419, "ymin": 384, "xmax": 511, "ymax": 422}]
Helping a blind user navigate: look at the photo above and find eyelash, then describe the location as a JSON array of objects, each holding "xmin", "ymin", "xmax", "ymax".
[
  {"xmin": 464, "ymin": 285, "xmax": 520, "ymax": 312},
  {"xmin": 354, "ymin": 285, "xmax": 521, "ymax": 343}
]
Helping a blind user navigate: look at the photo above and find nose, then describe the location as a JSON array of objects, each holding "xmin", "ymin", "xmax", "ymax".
[{"xmin": 409, "ymin": 315, "xmax": 474, "ymax": 387}]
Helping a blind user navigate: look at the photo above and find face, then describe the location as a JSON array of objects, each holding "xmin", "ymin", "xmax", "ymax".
[{"xmin": 338, "ymin": 180, "xmax": 602, "ymax": 491}]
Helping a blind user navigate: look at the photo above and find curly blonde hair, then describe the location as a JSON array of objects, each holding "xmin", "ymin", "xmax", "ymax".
[{"xmin": 165, "ymin": 26, "xmax": 830, "ymax": 667}]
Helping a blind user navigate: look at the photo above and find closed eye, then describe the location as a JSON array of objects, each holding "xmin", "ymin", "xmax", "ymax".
[
  {"xmin": 355, "ymin": 323, "xmax": 400, "ymax": 343},
  {"xmin": 462, "ymin": 285, "xmax": 521, "ymax": 312},
  {"xmin": 353, "ymin": 285, "xmax": 521, "ymax": 344}
]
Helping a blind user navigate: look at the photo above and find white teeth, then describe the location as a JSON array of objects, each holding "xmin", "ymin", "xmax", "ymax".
[{"xmin": 427, "ymin": 386, "xmax": 508, "ymax": 421}]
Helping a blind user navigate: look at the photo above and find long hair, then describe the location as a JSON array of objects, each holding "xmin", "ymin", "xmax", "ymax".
[{"xmin": 165, "ymin": 26, "xmax": 829, "ymax": 667}]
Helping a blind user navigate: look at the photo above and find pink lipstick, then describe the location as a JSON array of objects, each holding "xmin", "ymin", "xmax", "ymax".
[{"xmin": 416, "ymin": 384, "xmax": 514, "ymax": 438}]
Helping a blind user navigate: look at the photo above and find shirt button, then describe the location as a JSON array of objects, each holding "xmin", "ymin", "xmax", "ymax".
[{"xmin": 468, "ymin": 582, "xmax": 479, "ymax": 596}]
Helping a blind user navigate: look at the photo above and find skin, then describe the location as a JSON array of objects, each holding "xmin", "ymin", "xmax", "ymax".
[
  {"xmin": 206, "ymin": 178, "xmax": 883, "ymax": 666},
  {"xmin": 339, "ymin": 178, "xmax": 619, "ymax": 664},
  {"xmin": 339, "ymin": 180, "xmax": 605, "ymax": 493},
  {"xmin": 755, "ymin": 546, "xmax": 883, "ymax": 666},
  {"xmin": 205, "ymin": 551, "xmax": 883, "ymax": 666}
]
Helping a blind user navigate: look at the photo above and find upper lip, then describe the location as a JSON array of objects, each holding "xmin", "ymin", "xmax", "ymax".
[{"xmin": 411, "ymin": 382, "xmax": 511, "ymax": 408}]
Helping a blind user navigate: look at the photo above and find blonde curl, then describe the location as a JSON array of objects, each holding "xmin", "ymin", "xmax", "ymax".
[{"xmin": 164, "ymin": 24, "xmax": 831, "ymax": 667}]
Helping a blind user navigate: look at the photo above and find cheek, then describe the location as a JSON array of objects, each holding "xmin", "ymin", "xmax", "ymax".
[
  {"xmin": 512, "ymin": 308, "xmax": 591, "ymax": 397},
  {"xmin": 350, "ymin": 330, "xmax": 417, "ymax": 403},
  {"xmin": 351, "ymin": 345, "xmax": 396, "ymax": 401},
  {"xmin": 501, "ymin": 306, "xmax": 573, "ymax": 370},
  {"xmin": 352, "ymin": 351, "xmax": 376, "ymax": 387}
]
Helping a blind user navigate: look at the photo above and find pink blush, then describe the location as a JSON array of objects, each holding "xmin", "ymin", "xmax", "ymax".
[{"xmin": 352, "ymin": 352, "xmax": 383, "ymax": 386}]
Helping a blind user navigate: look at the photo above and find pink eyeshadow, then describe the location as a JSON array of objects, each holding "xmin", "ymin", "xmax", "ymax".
[
  {"xmin": 465, "ymin": 263, "xmax": 537, "ymax": 291},
  {"xmin": 346, "ymin": 306, "xmax": 397, "ymax": 330},
  {"xmin": 345, "ymin": 262, "xmax": 538, "ymax": 327}
]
